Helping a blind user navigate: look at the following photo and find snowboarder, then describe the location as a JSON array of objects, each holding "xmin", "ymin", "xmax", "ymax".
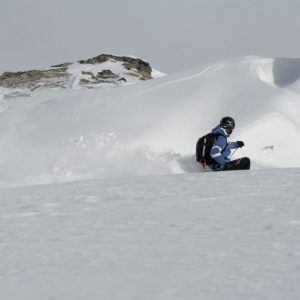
[{"xmin": 209, "ymin": 116, "xmax": 250, "ymax": 171}]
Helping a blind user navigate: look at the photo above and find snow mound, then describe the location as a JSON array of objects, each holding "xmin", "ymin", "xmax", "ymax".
[{"xmin": 0, "ymin": 56, "xmax": 300, "ymax": 187}]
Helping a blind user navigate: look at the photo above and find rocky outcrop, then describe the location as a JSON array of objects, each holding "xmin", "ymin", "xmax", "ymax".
[
  {"xmin": 0, "ymin": 67, "xmax": 69, "ymax": 90},
  {"xmin": 79, "ymin": 54, "xmax": 153, "ymax": 80},
  {"xmin": 79, "ymin": 69, "xmax": 127, "ymax": 87},
  {"xmin": 0, "ymin": 54, "xmax": 154, "ymax": 95}
]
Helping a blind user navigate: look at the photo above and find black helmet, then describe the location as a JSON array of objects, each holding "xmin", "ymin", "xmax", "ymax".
[{"xmin": 220, "ymin": 116, "xmax": 235, "ymax": 133}]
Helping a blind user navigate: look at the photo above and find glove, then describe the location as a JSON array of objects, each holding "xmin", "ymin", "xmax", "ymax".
[{"xmin": 236, "ymin": 141, "xmax": 245, "ymax": 148}]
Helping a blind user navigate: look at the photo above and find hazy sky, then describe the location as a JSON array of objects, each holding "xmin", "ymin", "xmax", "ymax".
[{"xmin": 1, "ymin": 0, "xmax": 300, "ymax": 73}]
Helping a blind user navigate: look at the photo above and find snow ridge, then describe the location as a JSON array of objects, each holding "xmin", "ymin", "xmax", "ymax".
[{"xmin": 0, "ymin": 56, "xmax": 300, "ymax": 186}]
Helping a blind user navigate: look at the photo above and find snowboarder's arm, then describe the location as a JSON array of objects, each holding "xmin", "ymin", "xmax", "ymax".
[{"xmin": 227, "ymin": 141, "xmax": 238, "ymax": 149}]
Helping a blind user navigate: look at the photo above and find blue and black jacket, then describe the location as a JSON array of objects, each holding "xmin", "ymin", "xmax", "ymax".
[{"xmin": 210, "ymin": 125, "xmax": 238, "ymax": 168}]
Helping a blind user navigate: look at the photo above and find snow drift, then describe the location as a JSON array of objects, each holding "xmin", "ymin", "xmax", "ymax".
[{"xmin": 1, "ymin": 56, "xmax": 300, "ymax": 186}]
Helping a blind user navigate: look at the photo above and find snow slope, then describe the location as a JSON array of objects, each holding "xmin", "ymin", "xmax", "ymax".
[
  {"xmin": 0, "ymin": 56, "xmax": 300, "ymax": 186},
  {"xmin": 1, "ymin": 169, "xmax": 300, "ymax": 300},
  {"xmin": 1, "ymin": 56, "xmax": 300, "ymax": 300}
]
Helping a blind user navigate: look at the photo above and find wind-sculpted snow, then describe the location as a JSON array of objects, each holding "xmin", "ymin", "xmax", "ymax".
[
  {"xmin": 0, "ymin": 56, "xmax": 300, "ymax": 186},
  {"xmin": 273, "ymin": 57, "xmax": 300, "ymax": 87}
]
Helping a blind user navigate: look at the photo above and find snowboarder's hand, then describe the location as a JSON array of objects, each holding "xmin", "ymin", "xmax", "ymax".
[{"xmin": 236, "ymin": 141, "xmax": 244, "ymax": 148}]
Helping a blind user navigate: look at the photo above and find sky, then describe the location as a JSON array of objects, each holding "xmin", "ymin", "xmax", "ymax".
[{"xmin": 1, "ymin": 0, "xmax": 300, "ymax": 73}]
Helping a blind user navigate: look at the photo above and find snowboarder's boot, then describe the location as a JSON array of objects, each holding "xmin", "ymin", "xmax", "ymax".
[{"xmin": 225, "ymin": 157, "xmax": 250, "ymax": 171}]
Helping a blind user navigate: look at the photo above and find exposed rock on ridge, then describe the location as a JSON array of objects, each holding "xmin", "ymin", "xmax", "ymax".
[
  {"xmin": 78, "ymin": 54, "xmax": 153, "ymax": 80},
  {"xmin": 0, "ymin": 67, "xmax": 69, "ymax": 90},
  {"xmin": 0, "ymin": 54, "xmax": 155, "ymax": 97}
]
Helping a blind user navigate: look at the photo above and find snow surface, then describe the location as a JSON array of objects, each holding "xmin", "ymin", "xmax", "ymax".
[
  {"xmin": 1, "ymin": 169, "xmax": 300, "ymax": 300},
  {"xmin": 1, "ymin": 56, "xmax": 300, "ymax": 299}
]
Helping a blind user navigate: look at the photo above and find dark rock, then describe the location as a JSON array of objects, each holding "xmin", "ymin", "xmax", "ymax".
[
  {"xmin": 79, "ymin": 54, "xmax": 152, "ymax": 79},
  {"xmin": 0, "ymin": 67, "xmax": 69, "ymax": 89},
  {"xmin": 51, "ymin": 62, "xmax": 72, "ymax": 68},
  {"xmin": 0, "ymin": 54, "xmax": 154, "ymax": 92},
  {"xmin": 81, "ymin": 71, "xmax": 96, "ymax": 79},
  {"xmin": 97, "ymin": 69, "xmax": 119, "ymax": 79}
]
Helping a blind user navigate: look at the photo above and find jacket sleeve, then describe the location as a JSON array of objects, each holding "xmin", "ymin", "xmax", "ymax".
[
  {"xmin": 210, "ymin": 135, "xmax": 228, "ymax": 167},
  {"xmin": 227, "ymin": 141, "xmax": 238, "ymax": 149}
]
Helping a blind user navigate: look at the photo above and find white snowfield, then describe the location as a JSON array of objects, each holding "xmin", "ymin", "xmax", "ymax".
[
  {"xmin": 1, "ymin": 169, "xmax": 300, "ymax": 300},
  {"xmin": 1, "ymin": 56, "xmax": 300, "ymax": 299}
]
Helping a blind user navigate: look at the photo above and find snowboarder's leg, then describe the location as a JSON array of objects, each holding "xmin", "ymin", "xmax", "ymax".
[{"xmin": 226, "ymin": 157, "xmax": 250, "ymax": 171}]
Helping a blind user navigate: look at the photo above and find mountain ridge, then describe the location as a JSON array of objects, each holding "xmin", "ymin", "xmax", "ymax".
[{"xmin": 0, "ymin": 54, "xmax": 164, "ymax": 99}]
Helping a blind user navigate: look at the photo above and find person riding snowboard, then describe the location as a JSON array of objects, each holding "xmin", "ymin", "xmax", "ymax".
[{"xmin": 209, "ymin": 116, "xmax": 250, "ymax": 171}]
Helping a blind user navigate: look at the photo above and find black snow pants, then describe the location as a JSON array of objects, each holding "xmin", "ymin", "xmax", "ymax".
[{"xmin": 224, "ymin": 157, "xmax": 251, "ymax": 171}]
